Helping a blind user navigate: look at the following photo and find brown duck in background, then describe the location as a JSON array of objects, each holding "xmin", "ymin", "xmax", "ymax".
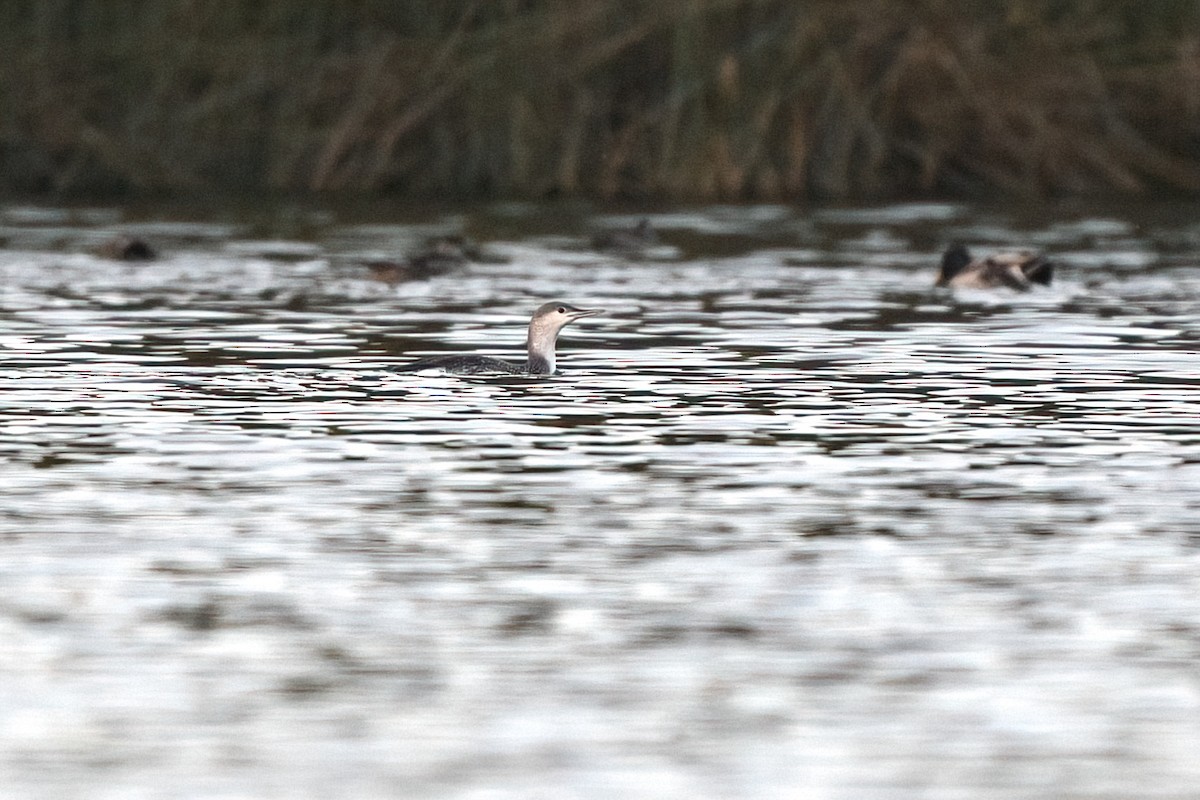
[
  {"xmin": 95, "ymin": 235, "xmax": 156, "ymax": 261},
  {"xmin": 364, "ymin": 235, "xmax": 510, "ymax": 285},
  {"xmin": 591, "ymin": 218, "xmax": 658, "ymax": 254},
  {"xmin": 364, "ymin": 237, "xmax": 470, "ymax": 285},
  {"xmin": 936, "ymin": 243, "xmax": 1054, "ymax": 291}
]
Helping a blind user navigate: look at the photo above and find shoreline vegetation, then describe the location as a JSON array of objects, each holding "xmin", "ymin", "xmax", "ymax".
[{"xmin": 3, "ymin": 1, "xmax": 1200, "ymax": 202}]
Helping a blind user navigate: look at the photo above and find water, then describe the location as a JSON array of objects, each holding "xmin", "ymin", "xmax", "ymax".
[{"xmin": 1, "ymin": 201, "xmax": 1198, "ymax": 799}]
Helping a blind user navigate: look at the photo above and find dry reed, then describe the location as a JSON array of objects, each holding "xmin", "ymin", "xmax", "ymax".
[{"xmin": 2, "ymin": 0, "xmax": 1199, "ymax": 200}]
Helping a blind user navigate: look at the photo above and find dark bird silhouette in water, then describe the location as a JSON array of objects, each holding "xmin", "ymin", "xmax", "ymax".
[
  {"xmin": 396, "ymin": 302, "xmax": 604, "ymax": 375},
  {"xmin": 95, "ymin": 235, "xmax": 156, "ymax": 261},
  {"xmin": 364, "ymin": 238, "xmax": 470, "ymax": 285},
  {"xmin": 936, "ymin": 243, "xmax": 1054, "ymax": 291},
  {"xmin": 591, "ymin": 218, "xmax": 658, "ymax": 254},
  {"xmin": 364, "ymin": 235, "xmax": 512, "ymax": 285}
]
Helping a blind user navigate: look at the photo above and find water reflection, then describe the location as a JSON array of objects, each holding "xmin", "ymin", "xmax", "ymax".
[{"xmin": 1, "ymin": 201, "xmax": 1199, "ymax": 798}]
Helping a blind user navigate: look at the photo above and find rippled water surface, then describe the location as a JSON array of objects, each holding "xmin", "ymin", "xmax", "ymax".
[{"xmin": 2, "ymin": 201, "xmax": 1199, "ymax": 799}]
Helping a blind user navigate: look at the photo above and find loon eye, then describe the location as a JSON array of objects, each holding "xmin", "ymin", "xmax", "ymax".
[{"xmin": 556, "ymin": 306, "xmax": 566, "ymax": 314}]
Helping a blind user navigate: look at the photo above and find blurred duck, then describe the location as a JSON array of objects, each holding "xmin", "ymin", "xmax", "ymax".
[
  {"xmin": 936, "ymin": 243, "xmax": 1054, "ymax": 291},
  {"xmin": 364, "ymin": 237, "xmax": 469, "ymax": 285},
  {"xmin": 364, "ymin": 235, "xmax": 512, "ymax": 285},
  {"xmin": 591, "ymin": 218, "xmax": 658, "ymax": 254},
  {"xmin": 96, "ymin": 235, "xmax": 156, "ymax": 261}
]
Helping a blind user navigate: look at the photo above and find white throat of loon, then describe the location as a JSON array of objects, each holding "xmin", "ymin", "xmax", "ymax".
[{"xmin": 524, "ymin": 302, "xmax": 603, "ymax": 375}]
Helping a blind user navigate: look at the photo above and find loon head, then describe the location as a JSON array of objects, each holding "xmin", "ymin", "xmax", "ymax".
[
  {"xmin": 528, "ymin": 302, "xmax": 603, "ymax": 341},
  {"xmin": 525, "ymin": 302, "xmax": 604, "ymax": 374}
]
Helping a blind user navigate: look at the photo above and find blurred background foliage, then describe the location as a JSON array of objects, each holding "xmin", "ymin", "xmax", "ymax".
[{"xmin": 3, "ymin": 0, "xmax": 1200, "ymax": 201}]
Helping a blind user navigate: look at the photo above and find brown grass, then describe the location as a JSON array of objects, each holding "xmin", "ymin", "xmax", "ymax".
[{"xmin": 2, "ymin": 0, "xmax": 1200, "ymax": 200}]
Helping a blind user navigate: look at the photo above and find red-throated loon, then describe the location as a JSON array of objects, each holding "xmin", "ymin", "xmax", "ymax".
[
  {"xmin": 396, "ymin": 302, "xmax": 603, "ymax": 375},
  {"xmin": 937, "ymin": 243, "xmax": 1055, "ymax": 290}
]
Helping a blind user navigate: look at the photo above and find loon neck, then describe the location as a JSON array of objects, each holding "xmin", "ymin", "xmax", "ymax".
[
  {"xmin": 525, "ymin": 349, "xmax": 555, "ymax": 375},
  {"xmin": 524, "ymin": 314, "xmax": 566, "ymax": 375},
  {"xmin": 525, "ymin": 322, "xmax": 564, "ymax": 374}
]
